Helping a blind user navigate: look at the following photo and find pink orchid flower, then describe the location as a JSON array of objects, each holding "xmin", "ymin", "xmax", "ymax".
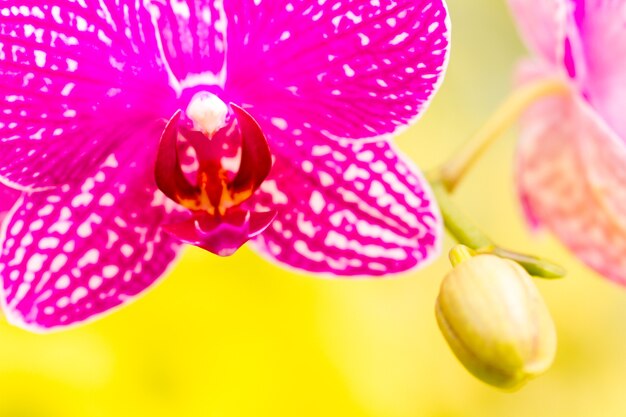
[
  {"xmin": 0, "ymin": 1, "xmax": 450, "ymax": 331},
  {"xmin": 508, "ymin": 0, "xmax": 626, "ymax": 285}
]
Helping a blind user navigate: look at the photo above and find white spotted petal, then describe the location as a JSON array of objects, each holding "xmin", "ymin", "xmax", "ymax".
[
  {"xmin": 250, "ymin": 127, "xmax": 442, "ymax": 276},
  {"xmin": 0, "ymin": 127, "xmax": 182, "ymax": 331},
  {"xmin": 153, "ymin": 0, "xmax": 451, "ymax": 141},
  {"xmin": 0, "ymin": 0, "xmax": 175, "ymax": 190},
  {"xmin": 222, "ymin": 0, "xmax": 451, "ymax": 141}
]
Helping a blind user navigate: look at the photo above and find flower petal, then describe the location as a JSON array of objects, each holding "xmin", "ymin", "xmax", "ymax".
[
  {"xmin": 0, "ymin": 1, "xmax": 174, "ymax": 190},
  {"xmin": 508, "ymin": 0, "xmax": 569, "ymax": 65},
  {"xmin": 250, "ymin": 128, "xmax": 442, "ymax": 276},
  {"xmin": 517, "ymin": 72, "xmax": 626, "ymax": 284},
  {"xmin": 0, "ymin": 128, "xmax": 182, "ymax": 331},
  {"xmin": 147, "ymin": 0, "xmax": 227, "ymax": 87},
  {"xmin": 572, "ymin": 0, "xmax": 626, "ymax": 140},
  {"xmin": 0, "ymin": 184, "xmax": 21, "ymax": 225},
  {"xmin": 223, "ymin": 0, "xmax": 450, "ymax": 141}
]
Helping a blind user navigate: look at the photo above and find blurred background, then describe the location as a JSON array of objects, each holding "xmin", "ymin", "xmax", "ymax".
[{"xmin": 3, "ymin": 1, "xmax": 626, "ymax": 416}]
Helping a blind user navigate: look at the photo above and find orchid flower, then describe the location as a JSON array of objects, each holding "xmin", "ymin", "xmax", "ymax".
[
  {"xmin": 508, "ymin": 0, "xmax": 626, "ymax": 284},
  {"xmin": 0, "ymin": 1, "xmax": 450, "ymax": 330}
]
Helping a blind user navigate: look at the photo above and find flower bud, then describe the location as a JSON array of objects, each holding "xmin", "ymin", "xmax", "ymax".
[{"xmin": 435, "ymin": 250, "xmax": 557, "ymax": 390}]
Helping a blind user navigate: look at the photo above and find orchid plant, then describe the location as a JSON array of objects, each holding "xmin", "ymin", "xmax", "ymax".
[
  {"xmin": 0, "ymin": 1, "xmax": 450, "ymax": 331},
  {"xmin": 4, "ymin": 0, "xmax": 622, "ymax": 392}
]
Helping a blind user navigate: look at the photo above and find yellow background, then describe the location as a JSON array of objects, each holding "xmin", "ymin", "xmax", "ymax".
[{"xmin": 2, "ymin": 1, "xmax": 626, "ymax": 416}]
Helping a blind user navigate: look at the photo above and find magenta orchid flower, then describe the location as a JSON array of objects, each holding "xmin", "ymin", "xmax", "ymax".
[
  {"xmin": 509, "ymin": 0, "xmax": 626, "ymax": 284},
  {"xmin": 0, "ymin": 1, "xmax": 450, "ymax": 331}
]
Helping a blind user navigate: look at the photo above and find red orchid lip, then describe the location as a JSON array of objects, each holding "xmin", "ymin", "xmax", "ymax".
[
  {"xmin": 163, "ymin": 209, "xmax": 277, "ymax": 257},
  {"xmin": 155, "ymin": 101, "xmax": 275, "ymax": 255}
]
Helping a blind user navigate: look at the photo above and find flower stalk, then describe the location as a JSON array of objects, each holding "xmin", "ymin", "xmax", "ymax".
[
  {"xmin": 426, "ymin": 77, "xmax": 570, "ymax": 279},
  {"xmin": 437, "ymin": 77, "xmax": 570, "ymax": 192}
]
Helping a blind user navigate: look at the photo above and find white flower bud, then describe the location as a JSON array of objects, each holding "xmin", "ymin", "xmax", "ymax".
[{"xmin": 435, "ymin": 251, "xmax": 557, "ymax": 390}]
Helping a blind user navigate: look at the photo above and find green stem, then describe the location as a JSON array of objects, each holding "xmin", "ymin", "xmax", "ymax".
[
  {"xmin": 488, "ymin": 247, "xmax": 566, "ymax": 279},
  {"xmin": 428, "ymin": 176, "xmax": 565, "ymax": 279},
  {"xmin": 438, "ymin": 77, "xmax": 570, "ymax": 192},
  {"xmin": 427, "ymin": 77, "xmax": 570, "ymax": 278}
]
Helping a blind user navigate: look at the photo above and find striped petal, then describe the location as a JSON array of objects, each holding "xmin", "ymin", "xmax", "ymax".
[
  {"xmin": 147, "ymin": 0, "xmax": 227, "ymax": 87},
  {"xmin": 517, "ymin": 73, "xmax": 626, "ymax": 285},
  {"xmin": 0, "ymin": 125, "xmax": 182, "ymax": 331},
  {"xmin": 223, "ymin": 0, "xmax": 450, "ymax": 141},
  {"xmin": 0, "ymin": 0, "xmax": 174, "ymax": 190},
  {"xmin": 250, "ymin": 128, "xmax": 441, "ymax": 276}
]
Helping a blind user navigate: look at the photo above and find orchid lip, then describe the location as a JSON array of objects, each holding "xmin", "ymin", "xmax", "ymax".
[
  {"xmin": 155, "ymin": 99, "xmax": 274, "ymax": 256},
  {"xmin": 163, "ymin": 209, "xmax": 277, "ymax": 257}
]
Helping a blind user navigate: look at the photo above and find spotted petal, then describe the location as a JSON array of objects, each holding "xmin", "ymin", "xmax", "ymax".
[
  {"xmin": 0, "ymin": 0, "xmax": 175, "ymax": 190},
  {"xmin": 517, "ymin": 69, "xmax": 626, "ymax": 285},
  {"xmin": 218, "ymin": 0, "xmax": 449, "ymax": 141},
  {"xmin": 250, "ymin": 128, "xmax": 441, "ymax": 276},
  {"xmin": 0, "ymin": 126, "xmax": 181, "ymax": 331}
]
